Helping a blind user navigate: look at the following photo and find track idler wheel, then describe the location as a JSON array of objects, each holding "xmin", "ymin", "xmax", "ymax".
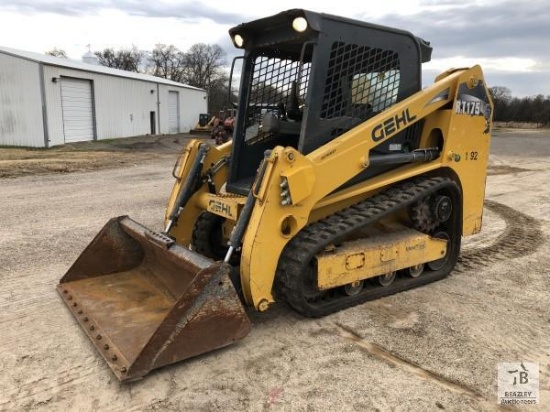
[
  {"xmin": 427, "ymin": 231, "xmax": 451, "ymax": 271},
  {"xmin": 343, "ymin": 280, "xmax": 364, "ymax": 296},
  {"xmin": 408, "ymin": 264, "xmax": 425, "ymax": 278},
  {"xmin": 377, "ymin": 271, "xmax": 396, "ymax": 287}
]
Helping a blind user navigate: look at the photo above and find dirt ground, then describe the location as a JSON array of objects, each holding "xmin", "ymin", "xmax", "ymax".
[
  {"xmin": 0, "ymin": 129, "xmax": 549, "ymax": 411},
  {"xmin": 0, "ymin": 134, "xmax": 198, "ymax": 178}
]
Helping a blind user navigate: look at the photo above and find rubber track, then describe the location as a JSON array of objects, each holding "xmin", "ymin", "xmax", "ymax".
[
  {"xmin": 192, "ymin": 211, "xmax": 224, "ymax": 259},
  {"xmin": 276, "ymin": 176, "xmax": 460, "ymax": 317}
]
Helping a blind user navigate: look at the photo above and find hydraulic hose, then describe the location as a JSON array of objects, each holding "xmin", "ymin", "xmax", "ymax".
[{"xmin": 164, "ymin": 143, "xmax": 209, "ymax": 234}]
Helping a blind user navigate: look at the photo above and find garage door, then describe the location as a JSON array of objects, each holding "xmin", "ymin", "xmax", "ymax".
[
  {"xmin": 168, "ymin": 91, "xmax": 180, "ymax": 133},
  {"xmin": 61, "ymin": 78, "xmax": 95, "ymax": 143}
]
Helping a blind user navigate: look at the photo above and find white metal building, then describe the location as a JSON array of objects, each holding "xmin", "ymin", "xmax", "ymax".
[{"xmin": 0, "ymin": 46, "xmax": 207, "ymax": 147}]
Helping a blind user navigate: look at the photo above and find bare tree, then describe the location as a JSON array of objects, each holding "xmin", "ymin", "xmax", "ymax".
[
  {"xmin": 182, "ymin": 44, "xmax": 226, "ymax": 89},
  {"xmin": 95, "ymin": 46, "xmax": 143, "ymax": 72},
  {"xmin": 148, "ymin": 43, "xmax": 230, "ymax": 113},
  {"xmin": 149, "ymin": 44, "xmax": 187, "ymax": 82},
  {"xmin": 183, "ymin": 44, "xmax": 229, "ymax": 114},
  {"xmin": 208, "ymin": 79, "xmax": 233, "ymax": 115},
  {"xmin": 489, "ymin": 86, "xmax": 512, "ymax": 122},
  {"xmin": 489, "ymin": 86, "xmax": 512, "ymax": 104},
  {"xmin": 45, "ymin": 48, "xmax": 67, "ymax": 58}
]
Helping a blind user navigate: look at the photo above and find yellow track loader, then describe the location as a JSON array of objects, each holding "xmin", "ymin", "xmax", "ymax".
[
  {"xmin": 58, "ymin": 9, "xmax": 493, "ymax": 381},
  {"xmin": 190, "ymin": 113, "xmax": 216, "ymax": 134}
]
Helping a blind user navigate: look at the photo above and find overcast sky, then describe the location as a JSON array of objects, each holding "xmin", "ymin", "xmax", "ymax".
[{"xmin": 0, "ymin": 0, "xmax": 548, "ymax": 97}]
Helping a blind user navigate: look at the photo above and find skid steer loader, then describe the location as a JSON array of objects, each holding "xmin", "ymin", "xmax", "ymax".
[
  {"xmin": 58, "ymin": 9, "xmax": 493, "ymax": 381},
  {"xmin": 190, "ymin": 113, "xmax": 216, "ymax": 134}
]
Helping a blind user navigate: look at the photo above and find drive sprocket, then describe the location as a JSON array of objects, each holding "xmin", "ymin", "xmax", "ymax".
[{"xmin": 409, "ymin": 196, "xmax": 439, "ymax": 233}]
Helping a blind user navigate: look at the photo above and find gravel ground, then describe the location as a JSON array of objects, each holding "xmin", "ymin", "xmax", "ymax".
[{"xmin": 0, "ymin": 130, "xmax": 549, "ymax": 411}]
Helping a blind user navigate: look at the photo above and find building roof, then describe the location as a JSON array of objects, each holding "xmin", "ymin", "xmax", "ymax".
[{"xmin": 0, "ymin": 45, "xmax": 204, "ymax": 91}]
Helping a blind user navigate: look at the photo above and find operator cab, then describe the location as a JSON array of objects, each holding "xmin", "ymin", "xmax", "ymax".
[{"xmin": 227, "ymin": 9, "xmax": 432, "ymax": 195}]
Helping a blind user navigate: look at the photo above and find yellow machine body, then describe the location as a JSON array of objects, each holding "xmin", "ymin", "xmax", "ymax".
[{"xmin": 166, "ymin": 65, "xmax": 492, "ymax": 310}]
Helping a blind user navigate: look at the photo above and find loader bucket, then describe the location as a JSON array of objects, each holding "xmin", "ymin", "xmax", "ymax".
[{"xmin": 57, "ymin": 216, "xmax": 251, "ymax": 382}]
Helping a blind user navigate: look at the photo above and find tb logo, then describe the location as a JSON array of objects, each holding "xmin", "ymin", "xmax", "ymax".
[{"xmin": 508, "ymin": 363, "xmax": 529, "ymax": 385}]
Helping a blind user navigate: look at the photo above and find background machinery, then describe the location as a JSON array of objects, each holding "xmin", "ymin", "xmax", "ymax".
[
  {"xmin": 58, "ymin": 9, "xmax": 493, "ymax": 381},
  {"xmin": 190, "ymin": 113, "xmax": 216, "ymax": 134},
  {"xmin": 211, "ymin": 108, "xmax": 237, "ymax": 144}
]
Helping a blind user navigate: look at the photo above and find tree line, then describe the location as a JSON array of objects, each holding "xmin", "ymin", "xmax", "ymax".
[
  {"xmin": 46, "ymin": 44, "xmax": 231, "ymax": 115},
  {"xmin": 489, "ymin": 86, "xmax": 550, "ymax": 127},
  {"xmin": 44, "ymin": 47, "xmax": 550, "ymax": 127}
]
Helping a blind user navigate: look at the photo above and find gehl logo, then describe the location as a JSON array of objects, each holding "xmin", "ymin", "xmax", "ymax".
[
  {"xmin": 208, "ymin": 199, "xmax": 234, "ymax": 218},
  {"xmin": 371, "ymin": 108, "xmax": 417, "ymax": 142}
]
